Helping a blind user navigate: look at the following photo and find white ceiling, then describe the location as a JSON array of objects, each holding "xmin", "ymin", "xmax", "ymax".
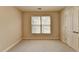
[{"xmin": 16, "ymin": 6, "xmax": 65, "ymax": 12}]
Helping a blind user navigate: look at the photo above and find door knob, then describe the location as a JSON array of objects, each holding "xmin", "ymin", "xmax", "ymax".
[{"xmin": 73, "ymin": 31, "xmax": 79, "ymax": 34}]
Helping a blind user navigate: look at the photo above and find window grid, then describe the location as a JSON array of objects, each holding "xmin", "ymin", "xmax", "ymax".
[{"xmin": 32, "ymin": 16, "xmax": 51, "ymax": 34}]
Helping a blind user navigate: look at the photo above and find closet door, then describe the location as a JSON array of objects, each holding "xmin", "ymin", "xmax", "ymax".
[
  {"xmin": 65, "ymin": 7, "xmax": 73, "ymax": 47},
  {"xmin": 72, "ymin": 7, "xmax": 79, "ymax": 51},
  {"xmin": 61, "ymin": 7, "xmax": 79, "ymax": 51},
  {"xmin": 64, "ymin": 8, "xmax": 69, "ymax": 43},
  {"xmin": 61, "ymin": 7, "xmax": 72, "ymax": 44}
]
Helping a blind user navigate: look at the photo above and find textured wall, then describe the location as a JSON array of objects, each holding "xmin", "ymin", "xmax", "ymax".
[{"xmin": 22, "ymin": 12, "xmax": 60, "ymax": 40}]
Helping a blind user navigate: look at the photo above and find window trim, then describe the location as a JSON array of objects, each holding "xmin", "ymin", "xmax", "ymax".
[{"xmin": 31, "ymin": 16, "xmax": 52, "ymax": 34}]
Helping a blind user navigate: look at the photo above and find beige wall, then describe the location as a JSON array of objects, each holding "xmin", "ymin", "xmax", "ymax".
[
  {"xmin": 22, "ymin": 12, "xmax": 60, "ymax": 39},
  {"xmin": 0, "ymin": 7, "xmax": 22, "ymax": 51}
]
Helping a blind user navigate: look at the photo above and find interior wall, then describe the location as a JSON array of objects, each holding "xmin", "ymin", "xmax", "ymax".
[
  {"xmin": 60, "ymin": 8, "xmax": 66, "ymax": 43},
  {"xmin": 22, "ymin": 12, "xmax": 60, "ymax": 40},
  {"xmin": 0, "ymin": 7, "xmax": 22, "ymax": 51}
]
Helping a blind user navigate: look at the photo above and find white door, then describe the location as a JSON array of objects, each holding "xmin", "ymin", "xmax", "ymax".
[
  {"xmin": 66, "ymin": 7, "xmax": 73, "ymax": 47},
  {"xmin": 72, "ymin": 7, "xmax": 79, "ymax": 51}
]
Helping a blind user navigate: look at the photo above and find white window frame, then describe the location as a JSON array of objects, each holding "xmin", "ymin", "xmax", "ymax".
[{"xmin": 31, "ymin": 16, "xmax": 51, "ymax": 34}]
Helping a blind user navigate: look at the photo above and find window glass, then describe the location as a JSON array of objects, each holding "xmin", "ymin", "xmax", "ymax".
[
  {"xmin": 32, "ymin": 25, "xmax": 40, "ymax": 33},
  {"xmin": 41, "ymin": 16, "xmax": 51, "ymax": 25},
  {"xmin": 42, "ymin": 25, "xmax": 51, "ymax": 33},
  {"xmin": 32, "ymin": 16, "xmax": 40, "ymax": 25},
  {"xmin": 32, "ymin": 16, "xmax": 51, "ymax": 34}
]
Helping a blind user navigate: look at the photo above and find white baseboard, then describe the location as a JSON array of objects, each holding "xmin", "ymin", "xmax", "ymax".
[
  {"xmin": 23, "ymin": 38, "xmax": 59, "ymax": 40},
  {"xmin": 2, "ymin": 38, "xmax": 22, "ymax": 52}
]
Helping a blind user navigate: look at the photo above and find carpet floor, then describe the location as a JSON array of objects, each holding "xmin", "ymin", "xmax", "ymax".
[{"xmin": 8, "ymin": 40, "xmax": 75, "ymax": 52}]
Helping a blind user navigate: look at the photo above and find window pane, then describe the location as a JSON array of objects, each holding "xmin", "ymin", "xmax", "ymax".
[
  {"xmin": 32, "ymin": 16, "xmax": 40, "ymax": 25},
  {"xmin": 42, "ymin": 25, "xmax": 51, "ymax": 34},
  {"xmin": 41, "ymin": 16, "xmax": 51, "ymax": 25},
  {"xmin": 32, "ymin": 25, "xmax": 40, "ymax": 33}
]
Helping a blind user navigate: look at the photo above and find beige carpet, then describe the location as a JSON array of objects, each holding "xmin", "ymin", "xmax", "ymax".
[{"xmin": 8, "ymin": 40, "xmax": 75, "ymax": 52}]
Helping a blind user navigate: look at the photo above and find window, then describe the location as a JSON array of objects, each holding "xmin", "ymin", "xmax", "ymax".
[{"xmin": 31, "ymin": 16, "xmax": 51, "ymax": 34}]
